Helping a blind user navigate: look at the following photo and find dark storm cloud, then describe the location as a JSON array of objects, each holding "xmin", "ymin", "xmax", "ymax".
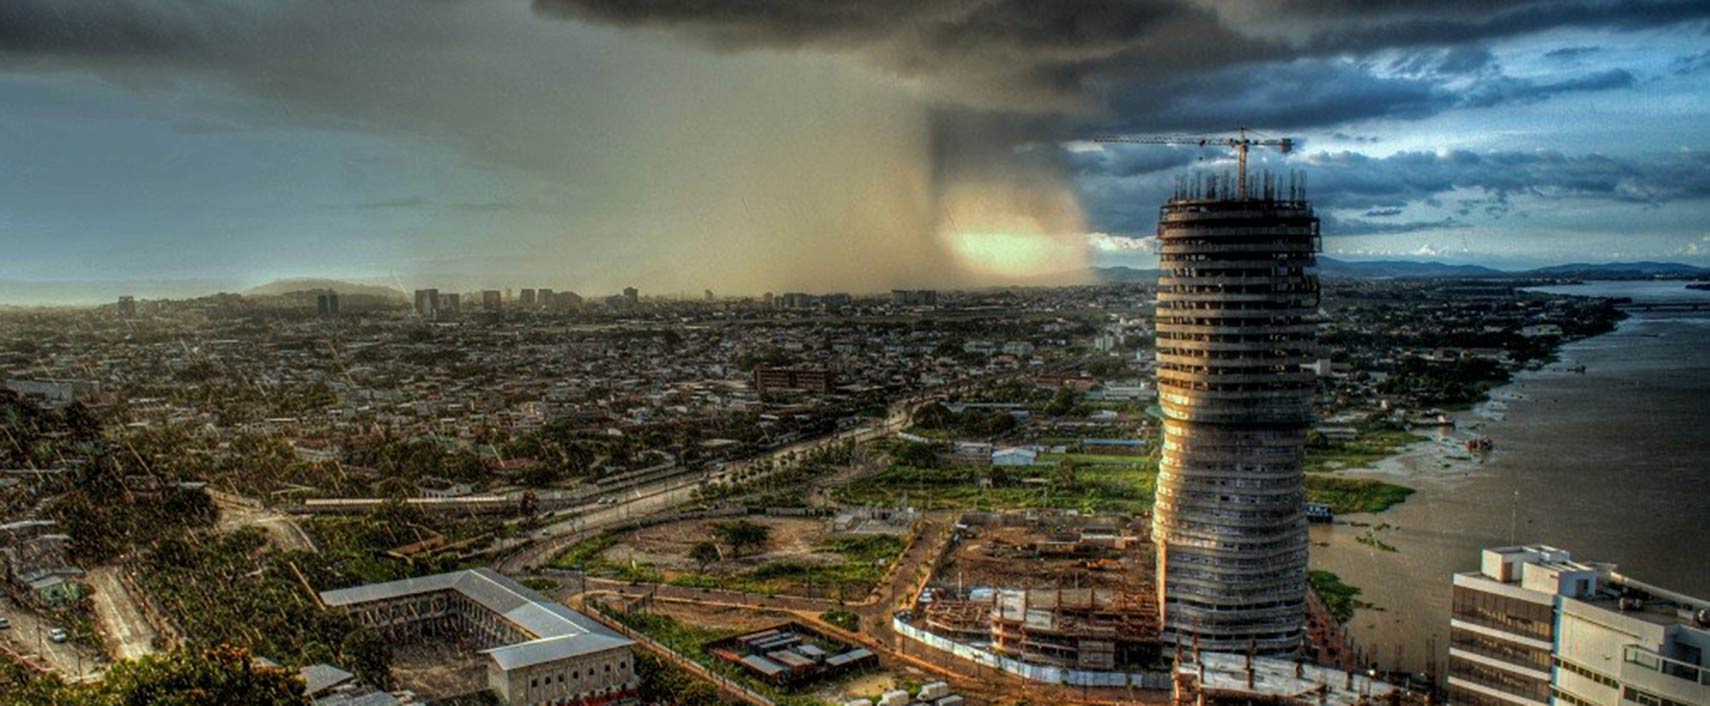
[
  {"xmin": 1544, "ymin": 46, "xmax": 1603, "ymax": 62},
  {"xmin": 1321, "ymin": 215, "xmax": 1468, "ymax": 237},
  {"xmin": 1307, "ymin": 150, "xmax": 1710, "ymax": 209},
  {"xmin": 1673, "ymin": 50, "xmax": 1710, "ymax": 75},
  {"xmin": 1460, "ymin": 68, "xmax": 1635, "ymax": 108},
  {"xmin": 1389, "ymin": 46, "xmax": 1496, "ymax": 77},
  {"xmin": 1101, "ymin": 59, "xmax": 1633, "ymax": 133},
  {"xmin": 0, "ymin": 2, "xmax": 267, "ymax": 62},
  {"xmin": 1066, "ymin": 146, "xmax": 1201, "ymax": 179},
  {"xmin": 4, "ymin": 0, "xmax": 1699, "ymax": 131},
  {"xmin": 531, "ymin": 0, "xmax": 1710, "ymax": 115}
]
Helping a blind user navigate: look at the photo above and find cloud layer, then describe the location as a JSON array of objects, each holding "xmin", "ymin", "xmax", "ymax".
[{"xmin": 0, "ymin": 0, "xmax": 1708, "ymax": 290}]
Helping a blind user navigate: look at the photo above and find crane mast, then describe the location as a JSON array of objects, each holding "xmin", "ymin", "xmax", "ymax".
[{"xmin": 1092, "ymin": 127, "xmax": 1294, "ymax": 200}]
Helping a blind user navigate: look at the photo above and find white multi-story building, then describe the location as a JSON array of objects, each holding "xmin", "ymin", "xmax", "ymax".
[
  {"xmin": 321, "ymin": 569, "xmax": 638, "ymax": 706},
  {"xmin": 1448, "ymin": 545, "xmax": 1709, "ymax": 706}
]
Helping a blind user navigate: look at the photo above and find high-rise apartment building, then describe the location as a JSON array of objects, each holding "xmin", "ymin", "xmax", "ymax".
[
  {"xmin": 520, "ymin": 288, "xmax": 537, "ymax": 308},
  {"xmin": 315, "ymin": 292, "xmax": 339, "ymax": 317},
  {"xmin": 1152, "ymin": 175, "xmax": 1319, "ymax": 654},
  {"xmin": 482, "ymin": 290, "xmax": 502, "ymax": 312},
  {"xmin": 441, "ymin": 292, "xmax": 460, "ymax": 318},
  {"xmin": 414, "ymin": 288, "xmax": 439, "ymax": 319},
  {"xmin": 1448, "ymin": 545, "xmax": 1708, "ymax": 706}
]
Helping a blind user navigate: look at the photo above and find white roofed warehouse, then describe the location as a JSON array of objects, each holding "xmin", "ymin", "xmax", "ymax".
[{"xmin": 319, "ymin": 568, "xmax": 638, "ymax": 706}]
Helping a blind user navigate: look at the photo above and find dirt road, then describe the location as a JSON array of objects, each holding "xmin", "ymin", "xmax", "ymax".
[
  {"xmin": 87, "ymin": 566, "xmax": 159, "ymax": 661},
  {"xmin": 211, "ymin": 490, "xmax": 316, "ymax": 552}
]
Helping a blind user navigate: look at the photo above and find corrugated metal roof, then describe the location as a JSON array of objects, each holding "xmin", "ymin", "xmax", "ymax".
[
  {"xmin": 740, "ymin": 654, "xmax": 787, "ymax": 676},
  {"xmin": 319, "ymin": 568, "xmax": 633, "ymax": 671},
  {"xmin": 299, "ymin": 663, "xmax": 355, "ymax": 696}
]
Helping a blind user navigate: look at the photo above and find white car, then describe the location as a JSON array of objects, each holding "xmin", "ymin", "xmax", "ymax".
[
  {"xmin": 0, "ymin": 617, "xmax": 10, "ymax": 629},
  {"xmin": 47, "ymin": 628, "xmax": 68, "ymax": 643}
]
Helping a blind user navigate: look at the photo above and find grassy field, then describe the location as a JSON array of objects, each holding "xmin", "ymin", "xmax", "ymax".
[
  {"xmin": 1305, "ymin": 475, "xmax": 1416, "ymax": 514},
  {"xmin": 1307, "ymin": 428, "xmax": 1428, "ymax": 473},
  {"xmin": 666, "ymin": 535, "xmax": 905, "ymax": 597},
  {"xmin": 830, "ymin": 461, "xmax": 1157, "ymax": 514}
]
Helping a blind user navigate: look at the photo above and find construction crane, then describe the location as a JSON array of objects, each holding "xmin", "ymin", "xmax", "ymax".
[{"xmin": 1092, "ymin": 127, "xmax": 1294, "ymax": 200}]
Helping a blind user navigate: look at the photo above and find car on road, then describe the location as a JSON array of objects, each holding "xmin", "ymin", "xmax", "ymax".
[
  {"xmin": 0, "ymin": 617, "xmax": 10, "ymax": 629},
  {"xmin": 47, "ymin": 628, "xmax": 68, "ymax": 643}
]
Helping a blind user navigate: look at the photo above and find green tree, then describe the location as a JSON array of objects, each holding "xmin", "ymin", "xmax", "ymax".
[
  {"xmin": 339, "ymin": 629, "xmax": 392, "ymax": 691},
  {"xmin": 0, "ymin": 645, "xmax": 309, "ymax": 706},
  {"xmin": 893, "ymin": 441, "xmax": 940, "ymax": 469},
  {"xmin": 1045, "ymin": 385, "xmax": 1080, "ymax": 417},
  {"xmin": 688, "ymin": 541, "xmax": 721, "ymax": 571},
  {"xmin": 715, "ymin": 520, "xmax": 771, "ymax": 558}
]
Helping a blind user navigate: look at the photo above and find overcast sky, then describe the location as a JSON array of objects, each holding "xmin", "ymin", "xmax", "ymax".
[{"xmin": 2, "ymin": 0, "xmax": 1706, "ymax": 297}]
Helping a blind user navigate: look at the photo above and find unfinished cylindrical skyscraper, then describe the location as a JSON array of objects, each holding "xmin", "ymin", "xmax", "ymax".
[{"xmin": 1153, "ymin": 173, "xmax": 1319, "ymax": 654}]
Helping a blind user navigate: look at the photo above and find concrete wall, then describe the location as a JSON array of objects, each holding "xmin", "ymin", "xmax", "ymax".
[{"xmin": 490, "ymin": 648, "xmax": 638, "ymax": 706}]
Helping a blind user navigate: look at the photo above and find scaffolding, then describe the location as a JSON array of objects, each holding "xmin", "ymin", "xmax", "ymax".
[{"xmin": 1152, "ymin": 175, "xmax": 1320, "ymax": 655}]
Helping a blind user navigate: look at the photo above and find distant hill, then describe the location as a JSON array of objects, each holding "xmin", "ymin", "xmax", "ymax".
[
  {"xmin": 1315, "ymin": 257, "xmax": 1507, "ymax": 279},
  {"xmin": 1520, "ymin": 262, "xmax": 1709, "ymax": 278},
  {"xmin": 243, "ymin": 278, "xmax": 406, "ymax": 300},
  {"xmin": 1087, "ymin": 258, "xmax": 1707, "ymax": 282},
  {"xmin": 1090, "ymin": 266, "xmax": 1162, "ymax": 283}
]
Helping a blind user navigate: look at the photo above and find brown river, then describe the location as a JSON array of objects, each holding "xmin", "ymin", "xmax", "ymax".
[{"xmin": 1308, "ymin": 280, "xmax": 1710, "ymax": 677}]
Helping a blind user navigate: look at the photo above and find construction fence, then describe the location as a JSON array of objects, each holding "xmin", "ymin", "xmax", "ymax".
[{"xmin": 891, "ymin": 616, "xmax": 1170, "ymax": 689}]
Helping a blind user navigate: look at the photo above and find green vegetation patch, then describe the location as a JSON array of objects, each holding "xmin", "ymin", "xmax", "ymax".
[
  {"xmin": 821, "ymin": 610, "xmax": 860, "ymax": 633},
  {"xmin": 137, "ymin": 528, "xmax": 394, "ymax": 688},
  {"xmin": 831, "ymin": 461, "xmax": 1156, "ymax": 514},
  {"xmin": 1308, "ymin": 570, "xmax": 1364, "ymax": 624},
  {"xmin": 666, "ymin": 534, "xmax": 905, "ymax": 597},
  {"xmin": 1307, "ymin": 428, "xmax": 1427, "ymax": 473},
  {"xmin": 1305, "ymin": 476, "xmax": 1416, "ymax": 514},
  {"xmin": 549, "ymin": 532, "xmax": 621, "ymax": 570},
  {"xmin": 0, "ymin": 645, "xmax": 306, "ymax": 706}
]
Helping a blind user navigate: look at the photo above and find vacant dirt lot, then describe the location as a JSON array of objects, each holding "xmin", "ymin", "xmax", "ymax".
[
  {"xmin": 601, "ymin": 516, "xmax": 843, "ymax": 572},
  {"xmin": 938, "ymin": 522, "xmax": 1153, "ymax": 592}
]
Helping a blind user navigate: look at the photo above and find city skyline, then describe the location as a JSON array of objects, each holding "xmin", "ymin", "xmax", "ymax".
[{"xmin": 2, "ymin": 1, "xmax": 1708, "ymax": 297}]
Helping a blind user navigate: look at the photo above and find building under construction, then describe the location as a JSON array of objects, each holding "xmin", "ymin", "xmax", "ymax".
[
  {"xmin": 1153, "ymin": 169, "xmax": 1320, "ymax": 654},
  {"xmin": 923, "ymin": 587, "xmax": 1162, "ymax": 671}
]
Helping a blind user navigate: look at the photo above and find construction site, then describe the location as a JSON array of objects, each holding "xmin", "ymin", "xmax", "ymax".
[
  {"xmin": 912, "ymin": 511, "xmax": 1163, "ymax": 673},
  {"xmin": 907, "ymin": 509, "xmax": 1364, "ymax": 682}
]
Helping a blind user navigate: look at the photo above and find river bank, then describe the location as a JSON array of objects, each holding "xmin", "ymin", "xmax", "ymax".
[{"xmin": 1308, "ymin": 281, "xmax": 1710, "ymax": 676}]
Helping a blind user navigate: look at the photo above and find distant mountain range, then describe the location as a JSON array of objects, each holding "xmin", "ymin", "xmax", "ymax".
[
  {"xmin": 1092, "ymin": 258, "xmax": 1709, "ymax": 282},
  {"xmin": 242, "ymin": 278, "xmax": 407, "ymax": 300}
]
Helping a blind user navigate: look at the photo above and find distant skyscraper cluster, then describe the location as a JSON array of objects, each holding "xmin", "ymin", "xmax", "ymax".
[
  {"xmin": 415, "ymin": 287, "xmax": 586, "ymax": 320},
  {"xmin": 890, "ymin": 289, "xmax": 938, "ymax": 307}
]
